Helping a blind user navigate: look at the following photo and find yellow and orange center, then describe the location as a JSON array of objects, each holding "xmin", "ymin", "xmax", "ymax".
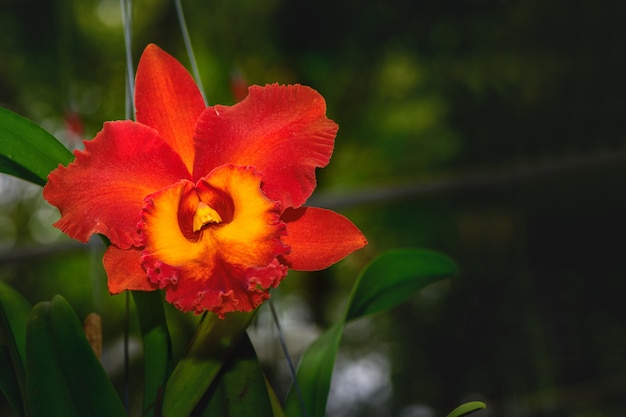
[
  {"xmin": 192, "ymin": 202, "xmax": 222, "ymax": 232},
  {"xmin": 140, "ymin": 165, "xmax": 289, "ymax": 271}
]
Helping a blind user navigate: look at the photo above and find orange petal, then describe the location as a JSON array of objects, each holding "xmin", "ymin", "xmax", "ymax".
[
  {"xmin": 206, "ymin": 165, "xmax": 289, "ymax": 266},
  {"xmin": 140, "ymin": 179, "xmax": 206, "ymax": 266},
  {"xmin": 139, "ymin": 165, "xmax": 290, "ymax": 314},
  {"xmin": 158, "ymin": 258, "xmax": 287, "ymax": 317},
  {"xmin": 280, "ymin": 207, "xmax": 367, "ymax": 271},
  {"xmin": 140, "ymin": 165, "xmax": 288, "ymax": 270},
  {"xmin": 193, "ymin": 84, "xmax": 337, "ymax": 208},
  {"xmin": 43, "ymin": 121, "xmax": 189, "ymax": 248},
  {"xmin": 103, "ymin": 245, "xmax": 155, "ymax": 293},
  {"xmin": 135, "ymin": 44, "xmax": 206, "ymax": 173}
]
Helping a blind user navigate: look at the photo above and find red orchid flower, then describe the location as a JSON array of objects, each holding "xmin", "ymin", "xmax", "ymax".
[{"xmin": 43, "ymin": 44, "xmax": 366, "ymax": 317}]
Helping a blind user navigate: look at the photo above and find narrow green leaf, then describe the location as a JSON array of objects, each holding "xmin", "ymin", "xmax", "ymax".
[
  {"xmin": 26, "ymin": 296, "xmax": 126, "ymax": 417},
  {"xmin": 446, "ymin": 401, "xmax": 487, "ymax": 417},
  {"xmin": 0, "ymin": 107, "xmax": 73, "ymax": 185},
  {"xmin": 0, "ymin": 281, "xmax": 32, "ymax": 417},
  {"xmin": 266, "ymin": 377, "xmax": 286, "ymax": 417},
  {"xmin": 283, "ymin": 323, "xmax": 343, "ymax": 417},
  {"xmin": 26, "ymin": 301, "xmax": 79, "ymax": 417},
  {"xmin": 0, "ymin": 155, "xmax": 44, "ymax": 185},
  {"xmin": 0, "ymin": 346, "xmax": 25, "ymax": 417},
  {"xmin": 132, "ymin": 291, "xmax": 173, "ymax": 417},
  {"xmin": 162, "ymin": 310, "xmax": 256, "ymax": 417},
  {"xmin": 346, "ymin": 249, "xmax": 458, "ymax": 321},
  {"xmin": 193, "ymin": 333, "xmax": 274, "ymax": 417},
  {"xmin": 0, "ymin": 282, "xmax": 30, "ymax": 365},
  {"xmin": 285, "ymin": 249, "xmax": 458, "ymax": 417}
]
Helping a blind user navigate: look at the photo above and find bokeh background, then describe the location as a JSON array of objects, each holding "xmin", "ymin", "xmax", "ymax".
[{"xmin": 2, "ymin": 1, "xmax": 626, "ymax": 416}]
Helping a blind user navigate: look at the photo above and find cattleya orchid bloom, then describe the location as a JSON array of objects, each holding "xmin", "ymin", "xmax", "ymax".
[{"xmin": 43, "ymin": 44, "xmax": 366, "ymax": 317}]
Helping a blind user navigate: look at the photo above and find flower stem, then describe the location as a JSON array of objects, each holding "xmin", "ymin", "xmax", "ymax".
[{"xmin": 174, "ymin": 0, "xmax": 208, "ymax": 105}]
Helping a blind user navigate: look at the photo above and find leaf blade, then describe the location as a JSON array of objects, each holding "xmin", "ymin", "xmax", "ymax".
[
  {"xmin": 193, "ymin": 333, "xmax": 275, "ymax": 417},
  {"xmin": 347, "ymin": 248, "xmax": 458, "ymax": 321},
  {"xmin": 0, "ymin": 281, "xmax": 32, "ymax": 417},
  {"xmin": 285, "ymin": 249, "xmax": 458, "ymax": 417},
  {"xmin": 132, "ymin": 291, "xmax": 173, "ymax": 417},
  {"xmin": 446, "ymin": 401, "xmax": 487, "ymax": 417},
  {"xmin": 283, "ymin": 323, "xmax": 343, "ymax": 417},
  {"xmin": 0, "ymin": 107, "xmax": 73, "ymax": 185},
  {"xmin": 25, "ymin": 301, "xmax": 80, "ymax": 417},
  {"xmin": 162, "ymin": 311, "xmax": 255, "ymax": 417},
  {"xmin": 26, "ymin": 296, "xmax": 126, "ymax": 417}
]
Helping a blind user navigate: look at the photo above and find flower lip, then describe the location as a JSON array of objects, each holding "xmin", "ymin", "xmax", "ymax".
[
  {"xmin": 141, "ymin": 164, "xmax": 288, "ymax": 271},
  {"xmin": 192, "ymin": 202, "xmax": 222, "ymax": 232},
  {"xmin": 177, "ymin": 175, "xmax": 236, "ymax": 242},
  {"xmin": 136, "ymin": 164, "xmax": 291, "ymax": 315}
]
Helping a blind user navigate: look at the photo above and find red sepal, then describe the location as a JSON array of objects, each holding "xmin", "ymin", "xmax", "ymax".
[
  {"xmin": 280, "ymin": 207, "xmax": 367, "ymax": 271},
  {"xmin": 135, "ymin": 44, "xmax": 206, "ymax": 173},
  {"xmin": 104, "ymin": 245, "xmax": 155, "ymax": 293}
]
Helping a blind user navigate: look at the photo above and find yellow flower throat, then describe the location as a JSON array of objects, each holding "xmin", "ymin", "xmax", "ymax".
[{"xmin": 193, "ymin": 202, "xmax": 222, "ymax": 232}]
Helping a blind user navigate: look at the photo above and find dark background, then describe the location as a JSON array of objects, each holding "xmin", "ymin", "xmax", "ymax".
[{"xmin": 1, "ymin": 1, "xmax": 626, "ymax": 416}]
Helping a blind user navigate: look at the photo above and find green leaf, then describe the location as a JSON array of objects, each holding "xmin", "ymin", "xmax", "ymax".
[
  {"xmin": 0, "ymin": 281, "xmax": 32, "ymax": 417},
  {"xmin": 26, "ymin": 301, "xmax": 79, "ymax": 417},
  {"xmin": 132, "ymin": 291, "xmax": 173, "ymax": 417},
  {"xmin": 446, "ymin": 401, "xmax": 487, "ymax": 417},
  {"xmin": 285, "ymin": 249, "xmax": 458, "ymax": 417},
  {"xmin": 25, "ymin": 295, "xmax": 126, "ymax": 417},
  {"xmin": 162, "ymin": 310, "xmax": 256, "ymax": 417},
  {"xmin": 193, "ymin": 333, "xmax": 275, "ymax": 417},
  {"xmin": 0, "ymin": 346, "xmax": 25, "ymax": 417},
  {"xmin": 0, "ymin": 282, "xmax": 30, "ymax": 364},
  {"xmin": 266, "ymin": 377, "xmax": 286, "ymax": 417},
  {"xmin": 346, "ymin": 248, "xmax": 458, "ymax": 321},
  {"xmin": 283, "ymin": 323, "xmax": 343, "ymax": 417},
  {"xmin": 0, "ymin": 107, "xmax": 73, "ymax": 185}
]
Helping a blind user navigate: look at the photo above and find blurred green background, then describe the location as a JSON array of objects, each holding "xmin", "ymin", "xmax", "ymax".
[{"xmin": 2, "ymin": 0, "xmax": 626, "ymax": 416}]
